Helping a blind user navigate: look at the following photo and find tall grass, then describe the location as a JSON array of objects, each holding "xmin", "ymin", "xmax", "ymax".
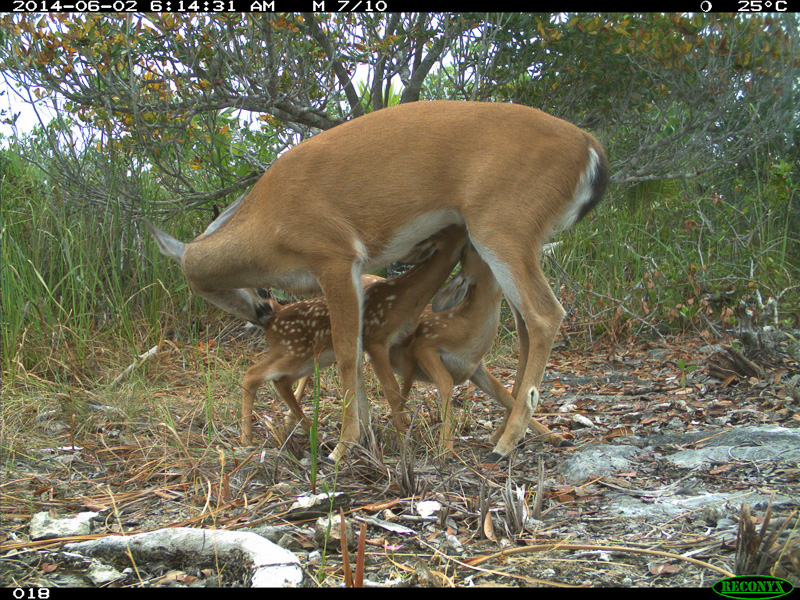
[
  {"xmin": 2, "ymin": 136, "xmax": 798, "ymax": 399},
  {"xmin": 0, "ymin": 147, "xmax": 203, "ymax": 389},
  {"xmin": 549, "ymin": 161, "xmax": 799, "ymax": 340}
]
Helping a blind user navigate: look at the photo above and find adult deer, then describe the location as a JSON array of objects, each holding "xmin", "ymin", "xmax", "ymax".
[
  {"xmin": 240, "ymin": 225, "xmax": 467, "ymax": 446},
  {"xmin": 145, "ymin": 100, "xmax": 608, "ymax": 463},
  {"xmin": 392, "ymin": 242, "xmax": 571, "ymax": 451}
]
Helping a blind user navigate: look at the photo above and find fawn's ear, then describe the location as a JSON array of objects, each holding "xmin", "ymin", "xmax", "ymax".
[
  {"xmin": 431, "ymin": 275, "xmax": 469, "ymax": 312},
  {"xmin": 247, "ymin": 291, "xmax": 278, "ymax": 328}
]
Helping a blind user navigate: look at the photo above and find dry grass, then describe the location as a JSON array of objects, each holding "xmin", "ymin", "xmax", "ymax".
[
  {"xmin": 4, "ymin": 321, "xmax": 798, "ymax": 587},
  {"xmin": 1, "ymin": 318, "xmax": 487, "ymax": 534}
]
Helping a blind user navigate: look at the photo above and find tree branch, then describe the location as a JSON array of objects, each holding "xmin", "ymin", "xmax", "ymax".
[{"xmin": 302, "ymin": 13, "xmax": 363, "ymax": 118}]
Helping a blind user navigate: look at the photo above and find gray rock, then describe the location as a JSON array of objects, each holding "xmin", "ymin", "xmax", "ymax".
[
  {"xmin": 665, "ymin": 425, "xmax": 800, "ymax": 468},
  {"xmin": 557, "ymin": 444, "xmax": 643, "ymax": 483}
]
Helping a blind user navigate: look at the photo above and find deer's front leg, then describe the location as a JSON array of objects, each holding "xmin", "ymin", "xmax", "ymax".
[
  {"xmin": 273, "ymin": 377, "xmax": 313, "ymax": 434},
  {"xmin": 318, "ymin": 269, "xmax": 369, "ymax": 461},
  {"xmin": 241, "ymin": 354, "xmax": 279, "ymax": 446}
]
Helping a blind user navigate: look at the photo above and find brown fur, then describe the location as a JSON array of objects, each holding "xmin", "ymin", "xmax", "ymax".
[
  {"xmin": 148, "ymin": 101, "xmax": 608, "ymax": 461},
  {"xmin": 240, "ymin": 226, "xmax": 467, "ymax": 446}
]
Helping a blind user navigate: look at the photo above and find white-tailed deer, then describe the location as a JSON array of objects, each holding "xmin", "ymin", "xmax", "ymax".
[
  {"xmin": 240, "ymin": 225, "xmax": 467, "ymax": 446},
  {"xmin": 392, "ymin": 243, "xmax": 571, "ymax": 451},
  {"xmin": 146, "ymin": 100, "xmax": 608, "ymax": 462}
]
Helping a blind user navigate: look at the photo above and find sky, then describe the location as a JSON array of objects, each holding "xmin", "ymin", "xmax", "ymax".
[
  {"xmin": 0, "ymin": 62, "xmax": 378, "ymax": 148},
  {"xmin": 1, "ymin": 77, "xmax": 54, "ymax": 142}
]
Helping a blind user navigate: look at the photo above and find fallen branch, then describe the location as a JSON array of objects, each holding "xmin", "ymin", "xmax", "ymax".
[
  {"xmin": 707, "ymin": 346, "xmax": 764, "ymax": 381},
  {"xmin": 108, "ymin": 345, "xmax": 160, "ymax": 389},
  {"xmin": 63, "ymin": 527, "xmax": 303, "ymax": 587}
]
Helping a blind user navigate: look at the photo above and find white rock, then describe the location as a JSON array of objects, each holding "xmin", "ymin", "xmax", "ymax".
[
  {"xmin": 30, "ymin": 511, "xmax": 99, "ymax": 540},
  {"xmin": 64, "ymin": 527, "xmax": 302, "ymax": 587}
]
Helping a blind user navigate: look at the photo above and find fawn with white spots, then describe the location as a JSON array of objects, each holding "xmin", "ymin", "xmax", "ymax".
[{"xmin": 240, "ymin": 225, "xmax": 467, "ymax": 447}]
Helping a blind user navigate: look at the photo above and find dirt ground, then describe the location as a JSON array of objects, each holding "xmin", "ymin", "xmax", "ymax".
[{"xmin": 2, "ymin": 332, "xmax": 798, "ymax": 588}]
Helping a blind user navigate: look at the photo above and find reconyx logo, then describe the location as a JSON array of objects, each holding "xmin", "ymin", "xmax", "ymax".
[{"xmin": 713, "ymin": 576, "xmax": 794, "ymax": 600}]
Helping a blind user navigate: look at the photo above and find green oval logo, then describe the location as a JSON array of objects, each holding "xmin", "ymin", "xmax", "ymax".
[{"xmin": 713, "ymin": 576, "xmax": 794, "ymax": 600}]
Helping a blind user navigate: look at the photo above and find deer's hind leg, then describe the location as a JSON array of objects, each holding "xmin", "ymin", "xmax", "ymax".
[
  {"xmin": 465, "ymin": 237, "xmax": 565, "ymax": 461},
  {"xmin": 470, "ymin": 362, "xmax": 569, "ymax": 448}
]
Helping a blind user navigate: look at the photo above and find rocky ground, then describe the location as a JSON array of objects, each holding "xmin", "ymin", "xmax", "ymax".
[{"xmin": 2, "ymin": 335, "xmax": 798, "ymax": 588}]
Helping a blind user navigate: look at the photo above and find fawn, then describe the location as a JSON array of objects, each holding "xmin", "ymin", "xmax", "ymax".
[
  {"xmin": 240, "ymin": 225, "xmax": 468, "ymax": 446},
  {"xmin": 391, "ymin": 243, "xmax": 570, "ymax": 451}
]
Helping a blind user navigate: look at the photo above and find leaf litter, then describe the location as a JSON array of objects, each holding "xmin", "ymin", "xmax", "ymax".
[{"xmin": 2, "ymin": 332, "xmax": 798, "ymax": 587}]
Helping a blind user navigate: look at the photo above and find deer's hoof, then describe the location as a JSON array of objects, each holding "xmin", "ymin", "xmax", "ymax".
[{"xmin": 483, "ymin": 451, "xmax": 506, "ymax": 464}]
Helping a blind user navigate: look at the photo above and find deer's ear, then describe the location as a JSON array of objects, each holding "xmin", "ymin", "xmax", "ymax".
[
  {"xmin": 143, "ymin": 220, "xmax": 185, "ymax": 264},
  {"xmin": 432, "ymin": 276, "xmax": 468, "ymax": 312}
]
